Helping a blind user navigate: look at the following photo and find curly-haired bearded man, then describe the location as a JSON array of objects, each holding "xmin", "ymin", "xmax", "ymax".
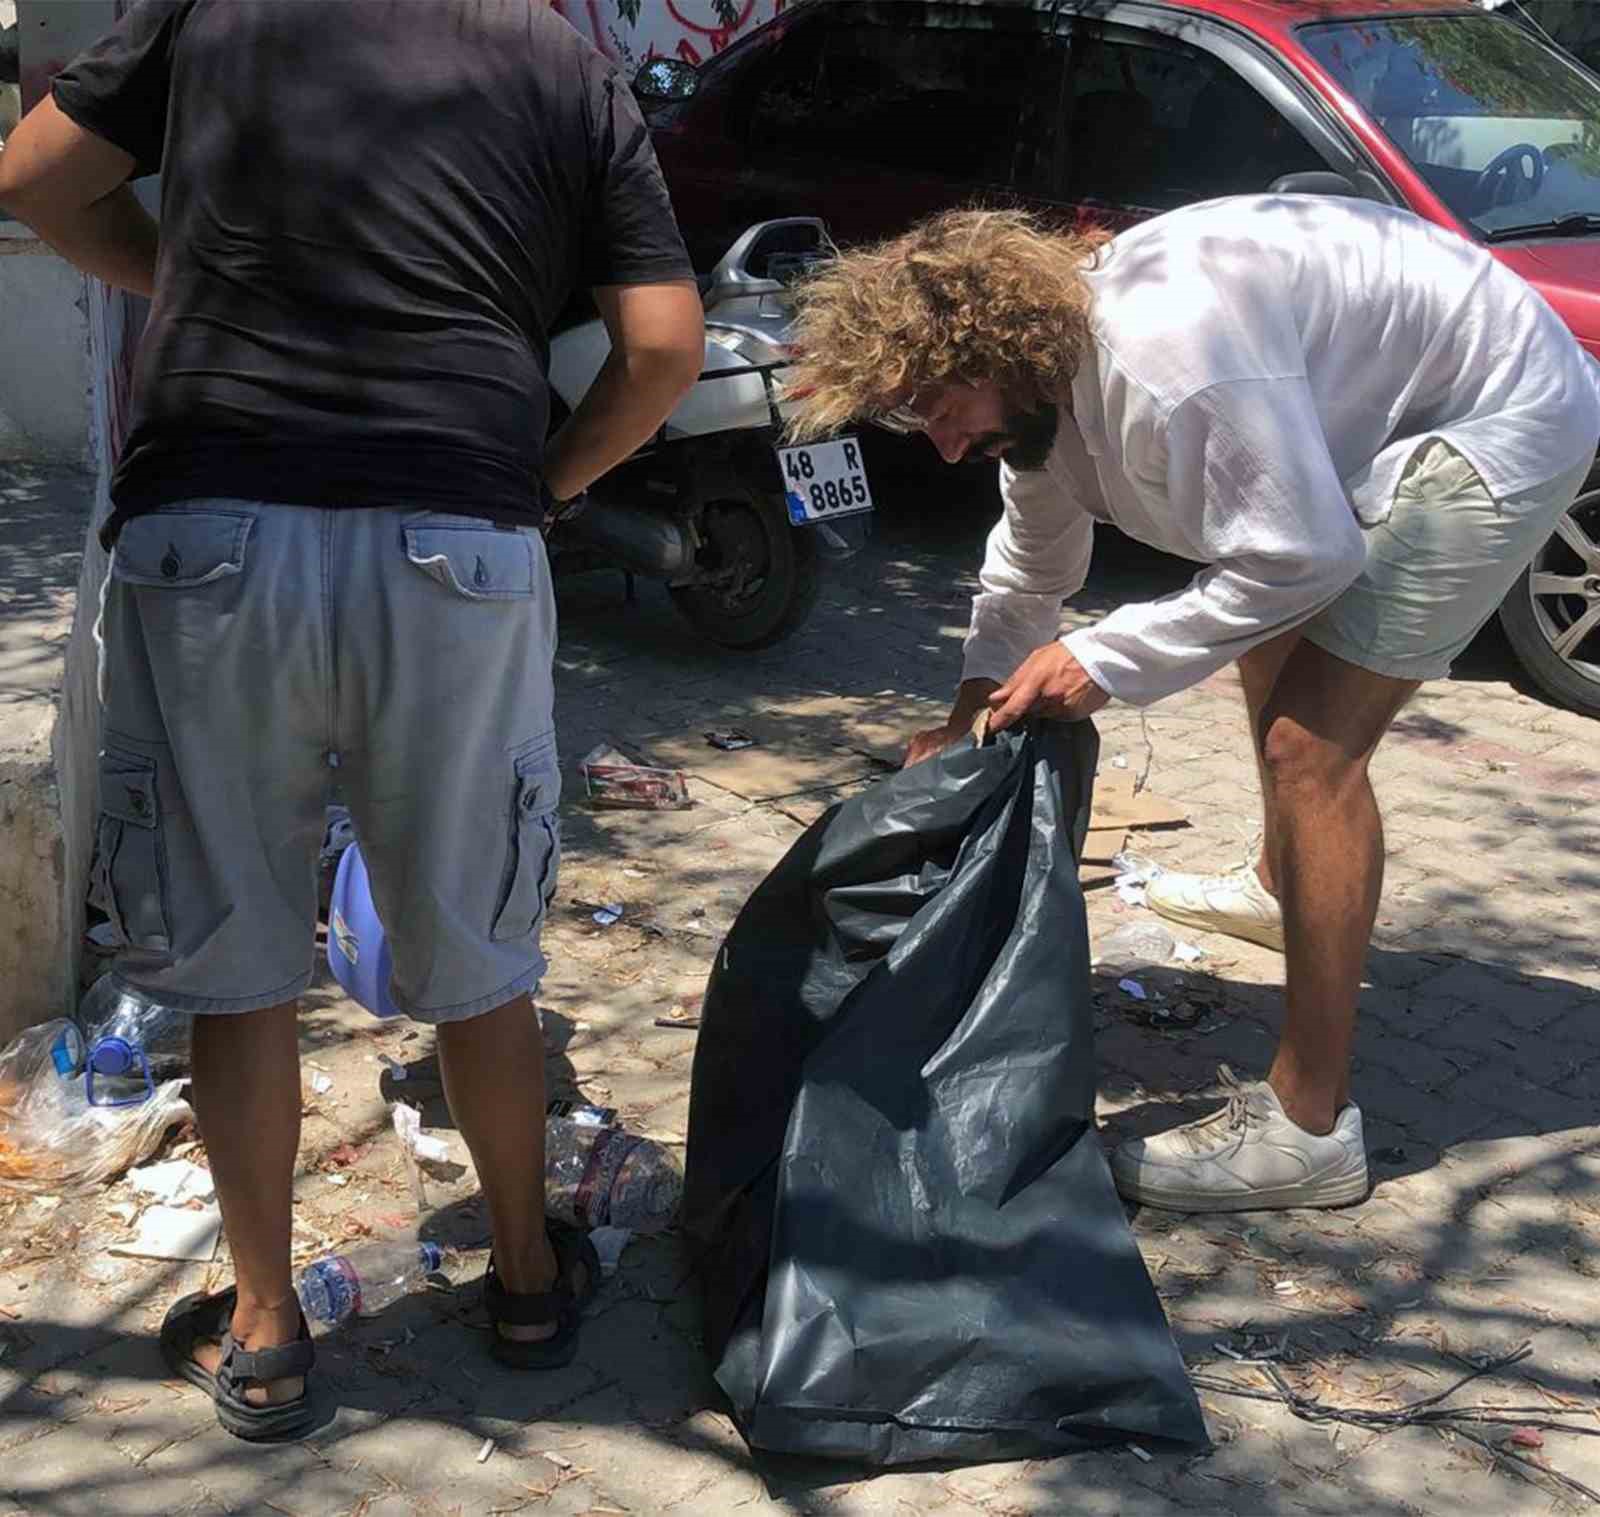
[{"xmin": 785, "ymin": 198, "xmax": 1600, "ymax": 1213}]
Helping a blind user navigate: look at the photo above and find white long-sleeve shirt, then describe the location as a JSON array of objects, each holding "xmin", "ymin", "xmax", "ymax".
[{"xmin": 961, "ymin": 196, "xmax": 1600, "ymax": 706}]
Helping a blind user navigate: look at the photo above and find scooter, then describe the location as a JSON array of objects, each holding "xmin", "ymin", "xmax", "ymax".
[{"xmin": 545, "ymin": 219, "xmax": 872, "ymax": 649}]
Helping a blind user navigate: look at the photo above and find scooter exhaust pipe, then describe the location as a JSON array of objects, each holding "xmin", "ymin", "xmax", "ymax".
[{"xmin": 559, "ymin": 500, "xmax": 696, "ymax": 578}]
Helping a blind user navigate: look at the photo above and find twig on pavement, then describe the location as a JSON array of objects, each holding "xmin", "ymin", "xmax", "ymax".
[{"xmin": 1193, "ymin": 1342, "xmax": 1600, "ymax": 1505}]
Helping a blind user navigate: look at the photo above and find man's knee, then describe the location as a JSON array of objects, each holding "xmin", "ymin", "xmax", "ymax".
[{"xmin": 1259, "ymin": 714, "xmax": 1358, "ymax": 795}]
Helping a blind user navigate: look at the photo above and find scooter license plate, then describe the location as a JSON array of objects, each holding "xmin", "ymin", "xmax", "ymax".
[{"xmin": 776, "ymin": 437, "xmax": 874, "ymax": 525}]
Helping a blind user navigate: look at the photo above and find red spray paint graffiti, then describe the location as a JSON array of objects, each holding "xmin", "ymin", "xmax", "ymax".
[{"xmin": 553, "ymin": 0, "xmax": 782, "ymax": 75}]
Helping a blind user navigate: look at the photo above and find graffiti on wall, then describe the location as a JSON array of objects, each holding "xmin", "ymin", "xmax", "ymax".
[{"xmin": 552, "ymin": 0, "xmax": 786, "ymax": 73}]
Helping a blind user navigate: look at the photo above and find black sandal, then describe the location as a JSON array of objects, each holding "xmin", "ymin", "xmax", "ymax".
[
  {"xmin": 160, "ymin": 1286, "xmax": 317, "ymax": 1442},
  {"xmin": 483, "ymin": 1220, "xmax": 599, "ymax": 1370}
]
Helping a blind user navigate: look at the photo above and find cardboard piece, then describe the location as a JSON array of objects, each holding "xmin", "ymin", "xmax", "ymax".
[
  {"xmin": 109, "ymin": 1203, "xmax": 222, "ymax": 1262},
  {"xmin": 1087, "ymin": 769, "xmax": 1187, "ymax": 832}
]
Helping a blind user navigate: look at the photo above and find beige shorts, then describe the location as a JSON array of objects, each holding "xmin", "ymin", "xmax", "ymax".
[{"xmin": 1303, "ymin": 439, "xmax": 1589, "ymax": 682}]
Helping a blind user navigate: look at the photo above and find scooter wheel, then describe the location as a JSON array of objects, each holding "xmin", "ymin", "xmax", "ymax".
[{"xmin": 670, "ymin": 491, "xmax": 820, "ymax": 650}]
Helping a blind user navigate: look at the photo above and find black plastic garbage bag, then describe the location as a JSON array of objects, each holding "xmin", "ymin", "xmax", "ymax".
[{"xmin": 684, "ymin": 719, "xmax": 1206, "ymax": 1465}]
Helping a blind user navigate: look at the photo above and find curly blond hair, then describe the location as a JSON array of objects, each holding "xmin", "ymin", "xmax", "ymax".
[{"xmin": 782, "ymin": 209, "xmax": 1107, "ymax": 442}]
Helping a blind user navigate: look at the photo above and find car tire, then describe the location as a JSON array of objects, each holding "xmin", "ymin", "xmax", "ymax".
[{"xmin": 1496, "ymin": 485, "xmax": 1600, "ymax": 720}]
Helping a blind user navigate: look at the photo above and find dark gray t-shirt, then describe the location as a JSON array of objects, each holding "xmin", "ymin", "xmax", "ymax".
[{"xmin": 54, "ymin": 0, "xmax": 693, "ymax": 537}]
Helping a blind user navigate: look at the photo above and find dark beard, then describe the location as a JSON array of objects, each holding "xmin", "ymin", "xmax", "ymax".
[{"xmin": 1000, "ymin": 403, "xmax": 1059, "ymax": 472}]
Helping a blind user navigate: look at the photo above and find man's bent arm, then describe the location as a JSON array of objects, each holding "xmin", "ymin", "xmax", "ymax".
[
  {"xmin": 0, "ymin": 97, "xmax": 155, "ymax": 296},
  {"xmin": 543, "ymin": 280, "xmax": 704, "ymax": 502},
  {"xmin": 959, "ymin": 459, "xmax": 1094, "ymax": 704}
]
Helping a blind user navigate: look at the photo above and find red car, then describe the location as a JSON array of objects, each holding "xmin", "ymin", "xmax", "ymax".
[{"xmin": 639, "ymin": 0, "xmax": 1600, "ymax": 717}]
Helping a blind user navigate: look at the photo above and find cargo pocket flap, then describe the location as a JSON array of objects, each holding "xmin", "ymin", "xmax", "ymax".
[
  {"xmin": 100, "ymin": 750, "xmax": 159, "ymax": 829},
  {"xmin": 514, "ymin": 741, "xmax": 562, "ymax": 815},
  {"xmin": 404, "ymin": 525, "xmax": 537, "ymax": 599},
  {"xmin": 114, "ymin": 512, "xmax": 253, "ymax": 588},
  {"xmin": 492, "ymin": 736, "xmax": 562, "ymax": 942}
]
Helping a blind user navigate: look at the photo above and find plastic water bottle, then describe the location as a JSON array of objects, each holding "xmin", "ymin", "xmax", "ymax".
[
  {"xmin": 296, "ymin": 1240, "xmax": 445, "ymax": 1329},
  {"xmin": 0, "ymin": 1019, "xmax": 85, "ymax": 1090},
  {"xmin": 78, "ymin": 976, "xmax": 190, "ymax": 1107},
  {"xmin": 544, "ymin": 1119, "xmax": 682, "ymax": 1232}
]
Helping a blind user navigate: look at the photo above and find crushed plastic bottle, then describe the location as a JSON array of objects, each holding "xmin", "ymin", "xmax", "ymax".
[
  {"xmin": 1091, "ymin": 920, "xmax": 1176, "ymax": 976},
  {"xmin": 545, "ymin": 1118, "xmax": 682, "ymax": 1232},
  {"xmin": 79, "ymin": 975, "xmax": 190, "ymax": 1106},
  {"xmin": 0, "ymin": 1018, "xmax": 190, "ymax": 1194},
  {"xmin": 296, "ymin": 1239, "xmax": 445, "ymax": 1329}
]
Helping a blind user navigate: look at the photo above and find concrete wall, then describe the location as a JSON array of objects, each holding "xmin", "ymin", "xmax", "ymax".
[
  {"xmin": 0, "ymin": 0, "xmax": 128, "ymax": 1042},
  {"xmin": 0, "ymin": 0, "xmax": 100, "ymax": 467}
]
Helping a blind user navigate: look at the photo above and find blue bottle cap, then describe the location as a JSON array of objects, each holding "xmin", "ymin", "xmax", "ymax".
[
  {"xmin": 88, "ymin": 1036, "xmax": 137, "ymax": 1076},
  {"xmin": 419, "ymin": 1241, "xmax": 444, "ymax": 1273}
]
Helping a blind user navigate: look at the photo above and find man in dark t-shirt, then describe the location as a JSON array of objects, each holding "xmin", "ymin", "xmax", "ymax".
[{"xmin": 0, "ymin": 0, "xmax": 703, "ymax": 1437}]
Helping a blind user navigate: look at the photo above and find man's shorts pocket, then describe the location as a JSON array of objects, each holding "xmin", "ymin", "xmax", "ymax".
[
  {"xmin": 113, "ymin": 511, "xmax": 254, "ymax": 588},
  {"xmin": 89, "ymin": 746, "xmax": 171, "ymax": 953},
  {"xmin": 490, "ymin": 735, "xmax": 562, "ymax": 942},
  {"xmin": 403, "ymin": 516, "xmax": 539, "ymax": 600}
]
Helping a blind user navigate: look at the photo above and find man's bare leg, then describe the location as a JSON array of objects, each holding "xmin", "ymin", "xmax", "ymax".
[
  {"xmin": 1236, "ymin": 628, "xmax": 1304, "ymax": 896},
  {"xmin": 188, "ymin": 1002, "xmax": 305, "ymax": 1404},
  {"xmin": 1254, "ymin": 641, "xmax": 1418, "ymax": 1133},
  {"xmin": 436, "ymin": 994, "xmax": 571, "ymax": 1343}
]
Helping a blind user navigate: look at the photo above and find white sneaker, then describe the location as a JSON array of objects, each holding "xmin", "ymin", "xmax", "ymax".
[
  {"xmin": 1145, "ymin": 863, "xmax": 1284, "ymax": 951},
  {"xmin": 1111, "ymin": 1068, "xmax": 1368, "ymax": 1212}
]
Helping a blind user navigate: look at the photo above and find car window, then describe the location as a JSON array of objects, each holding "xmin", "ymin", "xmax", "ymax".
[
  {"xmin": 736, "ymin": 12, "xmax": 1066, "ymax": 196},
  {"xmin": 1064, "ymin": 28, "xmax": 1326, "ymax": 211},
  {"xmin": 1301, "ymin": 14, "xmax": 1600, "ymax": 235}
]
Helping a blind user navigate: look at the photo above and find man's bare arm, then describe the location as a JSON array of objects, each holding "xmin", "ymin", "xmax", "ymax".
[
  {"xmin": 0, "ymin": 97, "xmax": 156, "ymax": 296},
  {"xmin": 542, "ymin": 280, "xmax": 704, "ymax": 502}
]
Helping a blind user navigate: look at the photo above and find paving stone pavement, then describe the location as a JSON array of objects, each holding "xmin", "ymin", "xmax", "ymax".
[{"xmin": 4, "ymin": 460, "xmax": 1598, "ymax": 1515}]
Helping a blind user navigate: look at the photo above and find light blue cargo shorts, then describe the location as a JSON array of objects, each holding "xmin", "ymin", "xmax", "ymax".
[{"xmin": 91, "ymin": 502, "xmax": 559, "ymax": 1022}]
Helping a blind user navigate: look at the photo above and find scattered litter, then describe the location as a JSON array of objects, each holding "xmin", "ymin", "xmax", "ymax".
[
  {"xmin": 476, "ymin": 1437, "xmax": 496, "ymax": 1464},
  {"xmin": 414, "ymin": 1132, "xmax": 452, "ymax": 1164},
  {"xmin": 1173, "ymin": 941, "xmax": 1205, "ymax": 964},
  {"xmin": 1118, "ymin": 979, "xmax": 1148, "ymax": 1002},
  {"xmin": 327, "ymin": 1173, "xmax": 350, "ymax": 1188},
  {"xmin": 580, "ymin": 744, "xmax": 692, "ymax": 811},
  {"xmin": 541, "ymin": 1451, "xmax": 574, "ymax": 1470},
  {"xmin": 128, "ymin": 1158, "xmax": 215, "ymax": 1206},
  {"xmin": 1094, "ymin": 920, "xmax": 1175, "ymax": 974},
  {"xmin": 622, "ymin": 868, "xmax": 648, "ymax": 879},
  {"xmin": 86, "ymin": 921, "xmax": 120, "ymax": 949},
  {"xmin": 1509, "ymin": 1429, "xmax": 1545, "ymax": 1450},
  {"xmin": 1111, "ymin": 754, "xmax": 1130, "ymax": 770},
  {"xmin": 1273, "ymin": 1281, "xmax": 1300, "ymax": 1295},
  {"xmin": 109, "ymin": 1202, "xmax": 222, "ymax": 1261},
  {"xmin": 106, "ymin": 1200, "xmax": 136, "ymax": 1223},
  {"xmin": 324, "ymin": 1141, "xmax": 367, "ymax": 1169},
  {"xmin": 705, "ymin": 729, "xmax": 758, "ymax": 751},
  {"xmin": 1129, "ymin": 1443, "xmax": 1152, "ymax": 1462},
  {"xmin": 652, "ymin": 1017, "xmax": 701, "ymax": 1031},
  {"xmin": 589, "ymin": 1225, "xmax": 634, "ymax": 1275},
  {"xmin": 377, "ymin": 1054, "xmax": 407, "ymax": 1082},
  {"xmin": 592, "ymin": 905, "xmax": 624, "ymax": 927},
  {"xmin": 311, "ymin": 1073, "xmax": 334, "ymax": 1096}
]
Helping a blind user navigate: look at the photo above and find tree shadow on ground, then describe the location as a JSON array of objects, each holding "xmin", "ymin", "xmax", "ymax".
[{"xmin": 6, "ymin": 469, "xmax": 1597, "ymax": 1515}]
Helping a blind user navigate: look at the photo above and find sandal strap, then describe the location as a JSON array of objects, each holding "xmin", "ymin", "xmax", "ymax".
[
  {"xmin": 484, "ymin": 1253, "xmax": 572, "ymax": 1327},
  {"xmin": 220, "ymin": 1325, "xmax": 316, "ymax": 1386}
]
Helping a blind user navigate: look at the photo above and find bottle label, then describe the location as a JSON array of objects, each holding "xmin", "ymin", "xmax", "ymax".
[
  {"xmin": 574, "ymin": 1127, "xmax": 644, "ymax": 1228},
  {"xmin": 319, "ymin": 1256, "xmax": 363, "ymax": 1320}
]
